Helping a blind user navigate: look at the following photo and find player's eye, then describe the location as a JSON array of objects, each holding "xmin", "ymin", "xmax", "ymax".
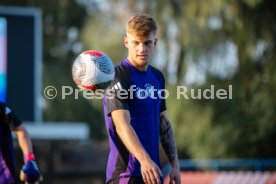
[
  {"xmin": 132, "ymin": 41, "xmax": 139, "ymax": 45},
  {"xmin": 145, "ymin": 41, "xmax": 152, "ymax": 45}
]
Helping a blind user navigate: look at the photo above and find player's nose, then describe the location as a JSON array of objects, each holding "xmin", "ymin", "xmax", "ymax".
[{"xmin": 137, "ymin": 43, "xmax": 147, "ymax": 53}]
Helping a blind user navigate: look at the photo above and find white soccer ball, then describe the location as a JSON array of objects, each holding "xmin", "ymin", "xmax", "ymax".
[{"xmin": 72, "ymin": 50, "xmax": 115, "ymax": 90}]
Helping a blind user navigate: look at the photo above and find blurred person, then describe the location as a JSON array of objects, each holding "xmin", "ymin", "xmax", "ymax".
[
  {"xmin": 0, "ymin": 102, "xmax": 42, "ymax": 184},
  {"xmin": 104, "ymin": 14, "xmax": 181, "ymax": 184}
]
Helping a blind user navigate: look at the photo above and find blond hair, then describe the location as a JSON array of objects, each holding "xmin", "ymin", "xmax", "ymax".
[{"xmin": 126, "ymin": 14, "xmax": 157, "ymax": 37}]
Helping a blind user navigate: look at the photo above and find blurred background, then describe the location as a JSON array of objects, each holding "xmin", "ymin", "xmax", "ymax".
[{"xmin": 0, "ymin": 0, "xmax": 276, "ymax": 183}]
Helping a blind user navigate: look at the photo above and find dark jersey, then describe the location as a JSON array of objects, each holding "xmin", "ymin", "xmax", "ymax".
[
  {"xmin": 103, "ymin": 59, "xmax": 166, "ymax": 182},
  {"xmin": 0, "ymin": 102, "xmax": 22, "ymax": 182}
]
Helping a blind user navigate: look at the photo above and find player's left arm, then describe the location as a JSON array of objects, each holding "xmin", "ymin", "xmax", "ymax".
[
  {"xmin": 160, "ymin": 110, "xmax": 181, "ymax": 184},
  {"xmin": 13, "ymin": 125, "xmax": 42, "ymax": 183},
  {"xmin": 12, "ymin": 124, "xmax": 33, "ymax": 156},
  {"xmin": 1, "ymin": 105, "xmax": 42, "ymax": 184}
]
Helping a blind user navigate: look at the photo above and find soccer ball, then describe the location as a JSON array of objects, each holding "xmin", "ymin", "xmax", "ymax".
[{"xmin": 72, "ymin": 50, "xmax": 115, "ymax": 90}]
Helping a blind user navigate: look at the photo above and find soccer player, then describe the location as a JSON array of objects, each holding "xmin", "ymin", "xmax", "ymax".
[
  {"xmin": 104, "ymin": 14, "xmax": 181, "ymax": 184},
  {"xmin": 0, "ymin": 102, "xmax": 42, "ymax": 184}
]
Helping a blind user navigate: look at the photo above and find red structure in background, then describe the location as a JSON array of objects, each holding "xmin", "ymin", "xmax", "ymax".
[{"xmin": 164, "ymin": 171, "xmax": 276, "ymax": 184}]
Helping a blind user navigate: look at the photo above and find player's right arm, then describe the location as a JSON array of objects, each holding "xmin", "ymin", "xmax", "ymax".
[{"xmin": 111, "ymin": 109, "xmax": 162, "ymax": 184}]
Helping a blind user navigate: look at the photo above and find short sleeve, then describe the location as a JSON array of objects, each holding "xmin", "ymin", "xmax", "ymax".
[
  {"xmin": 160, "ymin": 74, "xmax": 167, "ymax": 112},
  {"xmin": 105, "ymin": 65, "xmax": 131, "ymax": 116},
  {"xmin": 0, "ymin": 103, "xmax": 22, "ymax": 129},
  {"xmin": 160, "ymin": 98, "xmax": 166, "ymax": 113}
]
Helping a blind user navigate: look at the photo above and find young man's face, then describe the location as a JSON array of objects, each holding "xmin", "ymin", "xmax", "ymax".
[{"xmin": 124, "ymin": 32, "xmax": 157, "ymax": 71}]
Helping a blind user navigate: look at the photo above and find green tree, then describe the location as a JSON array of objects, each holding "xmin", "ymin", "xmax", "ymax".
[{"xmin": 2, "ymin": 0, "xmax": 275, "ymax": 158}]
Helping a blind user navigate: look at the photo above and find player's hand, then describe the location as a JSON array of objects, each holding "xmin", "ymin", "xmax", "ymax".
[
  {"xmin": 20, "ymin": 160, "xmax": 42, "ymax": 184},
  {"xmin": 169, "ymin": 164, "xmax": 181, "ymax": 184},
  {"xmin": 140, "ymin": 158, "xmax": 162, "ymax": 184}
]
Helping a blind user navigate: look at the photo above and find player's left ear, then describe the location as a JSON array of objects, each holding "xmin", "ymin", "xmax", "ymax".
[{"xmin": 154, "ymin": 38, "xmax": 158, "ymax": 47}]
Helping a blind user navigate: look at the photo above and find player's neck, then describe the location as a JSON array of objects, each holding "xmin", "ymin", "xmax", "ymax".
[{"xmin": 127, "ymin": 57, "xmax": 148, "ymax": 72}]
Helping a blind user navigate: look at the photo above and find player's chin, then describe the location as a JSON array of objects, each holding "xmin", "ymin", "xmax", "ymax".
[{"xmin": 137, "ymin": 57, "xmax": 149, "ymax": 65}]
